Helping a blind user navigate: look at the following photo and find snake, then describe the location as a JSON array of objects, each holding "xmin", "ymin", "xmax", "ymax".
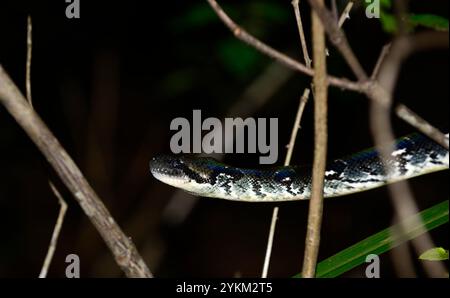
[{"xmin": 149, "ymin": 133, "xmax": 449, "ymax": 202}]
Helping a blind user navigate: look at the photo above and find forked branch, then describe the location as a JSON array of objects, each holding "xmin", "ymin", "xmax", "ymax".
[{"xmin": 0, "ymin": 65, "xmax": 152, "ymax": 278}]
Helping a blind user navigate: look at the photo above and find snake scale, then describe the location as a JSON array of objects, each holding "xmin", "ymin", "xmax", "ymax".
[{"xmin": 150, "ymin": 133, "xmax": 449, "ymax": 202}]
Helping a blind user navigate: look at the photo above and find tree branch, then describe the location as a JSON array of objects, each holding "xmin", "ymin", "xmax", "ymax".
[
  {"xmin": 396, "ymin": 104, "xmax": 448, "ymax": 149},
  {"xmin": 307, "ymin": 0, "xmax": 367, "ymax": 81},
  {"xmin": 338, "ymin": 1, "xmax": 353, "ymax": 28},
  {"xmin": 292, "ymin": 0, "xmax": 312, "ymax": 68},
  {"xmin": 302, "ymin": 0, "xmax": 328, "ymax": 277},
  {"xmin": 26, "ymin": 15, "xmax": 32, "ymax": 106},
  {"xmin": 25, "ymin": 16, "xmax": 68, "ymax": 278},
  {"xmin": 0, "ymin": 65, "xmax": 152, "ymax": 278},
  {"xmin": 206, "ymin": 0, "xmax": 364, "ymax": 92},
  {"xmin": 39, "ymin": 182, "xmax": 68, "ymax": 278},
  {"xmin": 307, "ymin": 0, "xmax": 448, "ymax": 143},
  {"xmin": 371, "ymin": 43, "xmax": 391, "ymax": 80}
]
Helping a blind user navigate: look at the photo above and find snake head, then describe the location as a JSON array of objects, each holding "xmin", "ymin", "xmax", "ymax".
[
  {"xmin": 149, "ymin": 155, "xmax": 193, "ymax": 187},
  {"xmin": 150, "ymin": 155, "xmax": 224, "ymax": 197}
]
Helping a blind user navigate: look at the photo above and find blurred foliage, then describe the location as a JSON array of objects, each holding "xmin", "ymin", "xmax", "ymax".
[
  {"xmin": 419, "ymin": 247, "xmax": 449, "ymax": 261},
  {"xmin": 218, "ymin": 38, "xmax": 263, "ymax": 79},
  {"xmin": 409, "ymin": 14, "xmax": 449, "ymax": 32},
  {"xmin": 171, "ymin": 1, "xmax": 289, "ymax": 79},
  {"xmin": 364, "ymin": 0, "xmax": 449, "ymax": 33},
  {"xmin": 379, "ymin": 12, "xmax": 397, "ymax": 33},
  {"xmin": 380, "ymin": 0, "xmax": 392, "ymax": 9}
]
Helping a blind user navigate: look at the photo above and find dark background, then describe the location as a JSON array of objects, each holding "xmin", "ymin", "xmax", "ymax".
[{"xmin": 0, "ymin": 0, "xmax": 447, "ymax": 277}]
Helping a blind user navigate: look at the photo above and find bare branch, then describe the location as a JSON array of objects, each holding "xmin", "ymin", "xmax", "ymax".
[
  {"xmin": 261, "ymin": 88, "xmax": 310, "ymax": 278},
  {"xmin": 307, "ymin": 0, "xmax": 368, "ymax": 81},
  {"xmin": 39, "ymin": 182, "xmax": 68, "ymax": 278},
  {"xmin": 0, "ymin": 65, "xmax": 152, "ymax": 278},
  {"xmin": 371, "ymin": 43, "xmax": 391, "ymax": 80},
  {"xmin": 338, "ymin": 1, "xmax": 353, "ymax": 28},
  {"xmin": 26, "ymin": 15, "xmax": 32, "ymax": 106},
  {"xmin": 24, "ymin": 17, "xmax": 68, "ymax": 278},
  {"xmin": 285, "ymin": 89, "xmax": 310, "ymax": 165},
  {"xmin": 261, "ymin": 207, "xmax": 279, "ymax": 278},
  {"xmin": 292, "ymin": 0, "xmax": 312, "ymax": 68},
  {"xmin": 206, "ymin": 0, "xmax": 364, "ymax": 92},
  {"xmin": 306, "ymin": 0, "xmax": 448, "ymax": 144},
  {"xmin": 396, "ymin": 104, "xmax": 449, "ymax": 150},
  {"xmin": 302, "ymin": 0, "xmax": 328, "ymax": 277}
]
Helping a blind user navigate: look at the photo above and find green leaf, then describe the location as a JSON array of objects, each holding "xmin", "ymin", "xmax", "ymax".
[
  {"xmin": 409, "ymin": 14, "xmax": 449, "ymax": 32},
  {"xmin": 380, "ymin": 12, "xmax": 398, "ymax": 33},
  {"xmin": 419, "ymin": 247, "xmax": 449, "ymax": 261},
  {"xmin": 294, "ymin": 200, "xmax": 449, "ymax": 278}
]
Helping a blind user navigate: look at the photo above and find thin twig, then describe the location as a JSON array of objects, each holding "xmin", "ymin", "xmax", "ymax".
[
  {"xmin": 0, "ymin": 65, "xmax": 152, "ymax": 277},
  {"xmin": 205, "ymin": 0, "xmax": 364, "ymax": 92},
  {"xmin": 338, "ymin": 1, "xmax": 353, "ymax": 28},
  {"xmin": 26, "ymin": 15, "xmax": 32, "ymax": 106},
  {"xmin": 324, "ymin": 0, "xmax": 352, "ymax": 57},
  {"xmin": 285, "ymin": 89, "xmax": 310, "ymax": 165},
  {"xmin": 302, "ymin": 0, "xmax": 328, "ymax": 277},
  {"xmin": 396, "ymin": 104, "xmax": 449, "ymax": 149},
  {"xmin": 24, "ymin": 17, "xmax": 68, "ymax": 278},
  {"xmin": 307, "ymin": 0, "xmax": 368, "ymax": 81},
  {"xmin": 307, "ymin": 0, "xmax": 448, "ymax": 146},
  {"xmin": 292, "ymin": 0, "xmax": 312, "ymax": 68},
  {"xmin": 262, "ymin": 1, "xmax": 312, "ymax": 277},
  {"xmin": 261, "ymin": 207, "xmax": 278, "ymax": 278},
  {"xmin": 371, "ymin": 43, "xmax": 391, "ymax": 80},
  {"xmin": 261, "ymin": 88, "xmax": 310, "ymax": 278},
  {"xmin": 39, "ymin": 182, "xmax": 68, "ymax": 278}
]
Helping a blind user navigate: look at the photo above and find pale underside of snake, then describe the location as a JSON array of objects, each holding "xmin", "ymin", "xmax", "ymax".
[{"xmin": 150, "ymin": 133, "xmax": 449, "ymax": 202}]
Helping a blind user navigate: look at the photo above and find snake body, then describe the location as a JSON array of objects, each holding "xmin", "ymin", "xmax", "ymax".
[{"xmin": 150, "ymin": 133, "xmax": 449, "ymax": 202}]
